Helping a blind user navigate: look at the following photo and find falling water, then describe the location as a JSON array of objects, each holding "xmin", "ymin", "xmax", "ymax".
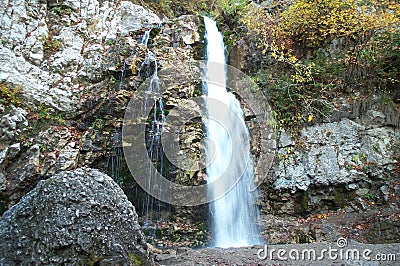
[
  {"xmin": 108, "ymin": 129, "xmax": 123, "ymax": 184},
  {"xmin": 140, "ymin": 30, "xmax": 151, "ymax": 46},
  {"xmin": 138, "ymin": 30, "xmax": 167, "ymax": 223},
  {"xmin": 203, "ymin": 16, "xmax": 261, "ymax": 247}
]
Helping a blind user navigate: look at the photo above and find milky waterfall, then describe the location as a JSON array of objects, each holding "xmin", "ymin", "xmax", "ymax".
[{"xmin": 203, "ymin": 16, "xmax": 261, "ymax": 247}]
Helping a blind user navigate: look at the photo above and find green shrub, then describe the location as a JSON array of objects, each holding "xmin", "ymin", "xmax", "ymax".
[{"xmin": 0, "ymin": 83, "xmax": 22, "ymax": 106}]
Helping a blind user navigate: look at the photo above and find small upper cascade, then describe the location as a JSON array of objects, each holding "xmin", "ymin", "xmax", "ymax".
[
  {"xmin": 137, "ymin": 30, "xmax": 167, "ymax": 223},
  {"xmin": 140, "ymin": 30, "xmax": 151, "ymax": 46}
]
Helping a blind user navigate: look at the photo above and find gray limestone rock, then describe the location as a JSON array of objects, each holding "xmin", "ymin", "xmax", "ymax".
[
  {"xmin": 0, "ymin": 0, "xmax": 161, "ymax": 112},
  {"xmin": 0, "ymin": 105, "xmax": 28, "ymax": 141},
  {"xmin": 273, "ymin": 118, "xmax": 399, "ymax": 192}
]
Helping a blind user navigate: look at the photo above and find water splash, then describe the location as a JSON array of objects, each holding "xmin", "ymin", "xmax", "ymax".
[{"xmin": 203, "ymin": 16, "xmax": 261, "ymax": 248}]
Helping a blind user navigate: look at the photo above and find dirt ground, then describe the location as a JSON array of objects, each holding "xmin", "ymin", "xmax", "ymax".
[{"xmin": 155, "ymin": 242, "xmax": 400, "ymax": 266}]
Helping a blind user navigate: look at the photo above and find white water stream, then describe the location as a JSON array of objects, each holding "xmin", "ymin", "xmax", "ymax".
[{"xmin": 203, "ymin": 16, "xmax": 261, "ymax": 247}]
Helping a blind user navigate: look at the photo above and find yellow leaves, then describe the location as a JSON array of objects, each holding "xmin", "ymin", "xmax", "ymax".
[
  {"xmin": 275, "ymin": 0, "xmax": 400, "ymax": 48},
  {"xmin": 243, "ymin": 0, "xmax": 399, "ymax": 95},
  {"xmin": 291, "ymin": 74, "xmax": 306, "ymax": 83},
  {"xmin": 316, "ymin": 213, "xmax": 329, "ymax": 220},
  {"xmin": 288, "ymin": 56, "xmax": 297, "ymax": 64},
  {"xmin": 307, "ymin": 114, "xmax": 314, "ymax": 123},
  {"xmin": 290, "ymin": 61, "xmax": 314, "ymax": 84}
]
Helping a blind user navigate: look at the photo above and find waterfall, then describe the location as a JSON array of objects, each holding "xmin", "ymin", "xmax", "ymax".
[
  {"xmin": 203, "ymin": 16, "xmax": 261, "ymax": 247},
  {"xmin": 140, "ymin": 30, "xmax": 151, "ymax": 46},
  {"xmin": 138, "ymin": 30, "xmax": 167, "ymax": 223}
]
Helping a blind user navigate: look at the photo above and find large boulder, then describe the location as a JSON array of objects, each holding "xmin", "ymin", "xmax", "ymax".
[{"xmin": 0, "ymin": 167, "xmax": 154, "ymax": 265}]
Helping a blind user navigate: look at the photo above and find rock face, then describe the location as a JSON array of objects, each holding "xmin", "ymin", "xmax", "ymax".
[
  {"xmin": 0, "ymin": 167, "xmax": 153, "ymax": 265},
  {"xmin": 0, "ymin": 0, "xmax": 161, "ymax": 111},
  {"xmin": 0, "ymin": 0, "xmax": 164, "ymax": 211},
  {"xmin": 272, "ymin": 117, "xmax": 398, "ymax": 192},
  {"xmin": 259, "ymin": 104, "xmax": 399, "ymax": 216},
  {"xmin": 256, "ymin": 105, "xmax": 399, "ymax": 244}
]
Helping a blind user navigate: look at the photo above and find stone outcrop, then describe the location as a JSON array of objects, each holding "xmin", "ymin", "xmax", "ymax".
[
  {"xmin": 256, "ymin": 104, "xmax": 399, "ymax": 244},
  {"xmin": 257, "ymin": 102, "xmax": 399, "ymax": 216},
  {"xmin": 0, "ymin": 167, "xmax": 153, "ymax": 265},
  {"xmin": 272, "ymin": 117, "xmax": 398, "ymax": 192},
  {"xmin": 0, "ymin": 0, "xmax": 163, "ymax": 210},
  {"xmin": 0, "ymin": 0, "xmax": 161, "ymax": 111}
]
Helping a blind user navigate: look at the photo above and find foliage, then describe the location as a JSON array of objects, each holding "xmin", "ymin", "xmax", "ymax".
[
  {"xmin": 42, "ymin": 35, "xmax": 62, "ymax": 53},
  {"xmin": 138, "ymin": 0, "xmax": 248, "ymax": 19},
  {"xmin": 278, "ymin": 0, "xmax": 399, "ymax": 48},
  {"xmin": 138, "ymin": 0, "xmax": 215, "ymax": 17},
  {"xmin": 243, "ymin": 0, "xmax": 400, "ymax": 61},
  {"xmin": 106, "ymin": 38, "xmax": 116, "ymax": 46},
  {"xmin": 51, "ymin": 4, "xmax": 73, "ymax": 16},
  {"xmin": 0, "ymin": 83, "xmax": 22, "ymax": 106},
  {"xmin": 127, "ymin": 253, "xmax": 145, "ymax": 266},
  {"xmin": 218, "ymin": 0, "xmax": 249, "ymax": 17},
  {"xmin": 342, "ymin": 28, "xmax": 400, "ymax": 89},
  {"xmin": 364, "ymin": 193, "xmax": 375, "ymax": 201},
  {"xmin": 254, "ymin": 68, "xmax": 335, "ymax": 135},
  {"xmin": 37, "ymin": 104, "xmax": 66, "ymax": 124},
  {"xmin": 242, "ymin": 0, "xmax": 400, "ymax": 132},
  {"xmin": 92, "ymin": 118, "xmax": 105, "ymax": 130}
]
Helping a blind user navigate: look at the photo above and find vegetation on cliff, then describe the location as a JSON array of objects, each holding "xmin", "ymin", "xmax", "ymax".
[{"xmin": 242, "ymin": 0, "xmax": 399, "ymax": 133}]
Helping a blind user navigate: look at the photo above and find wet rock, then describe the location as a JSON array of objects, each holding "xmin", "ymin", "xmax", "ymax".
[
  {"xmin": 362, "ymin": 110, "xmax": 387, "ymax": 128},
  {"xmin": 0, "ymin": 0, "xmax": 166, "ymax": 215},
  {"xmin": 58, "ymin": 142, "xmax": 79, "ymax": 171},
  {"xmin": 0, "ymin": 167, "xmax": 154, "ymax": 265},
  {"xmin": 278, "ymin": 130, "xmax": 295, "ymax": 148},
  {"xmin": 312, "ymin": 220, "xmax": 341, "ymax": 243},
  {"xmin": 169, "ymin": 15, "xmax": 201, "ymax": 47},
  {"xmin": 7, "ymin": 143, "xmax": 21, "ymax": 159},
  {"xmin": 0, "ymin": 172, "xmax": 5, "ymax": 191},
  {"xmin": 229, "ymin": 41, "xmax": 248, "ymax": 70}
]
